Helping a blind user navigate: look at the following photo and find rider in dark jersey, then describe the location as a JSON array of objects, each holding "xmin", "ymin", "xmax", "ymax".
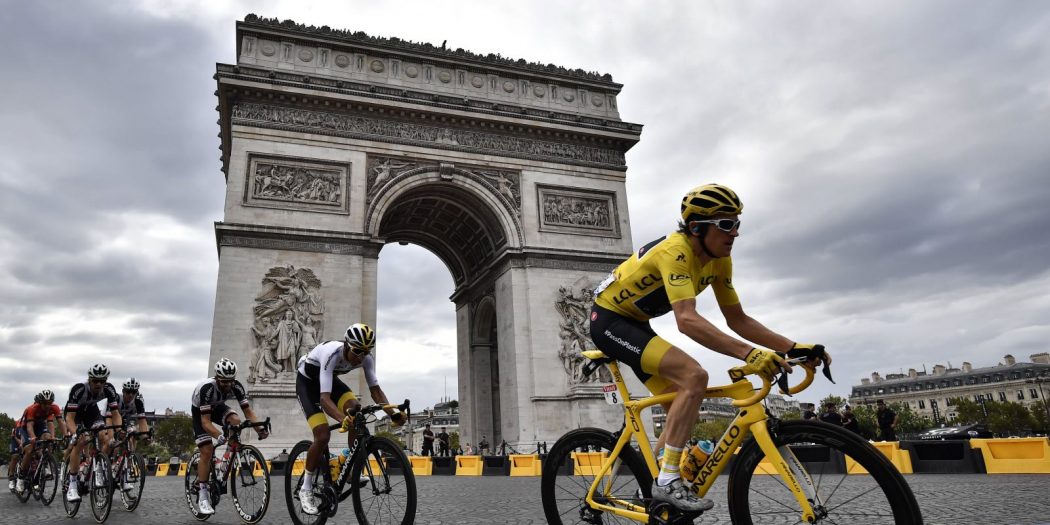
[
  {"xmin": 189, "ymin": 358, "xmax": 268, "ymax": 515},
  {"xmin": 590, "ymin": 183, "xmax": 829, "ymax": 512},
  {"xmin": 63, "ymin": 364, "xmax": 122, "ymax": 503}
]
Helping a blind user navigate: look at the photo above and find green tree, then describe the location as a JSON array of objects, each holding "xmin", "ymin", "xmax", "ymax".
[
  {"xmin": 951, "ymin": 398, "xmax": 1037, "ymax": 435},
  {"xmin": 779, "ymin": 408, "xmax": 802, "ymax": 421},
  {"xmin": 950, "ymin": 397, "xmax": 984, "ymax": 425},
  {"xmin": 153, "ymin": 416, "xmax": 195, "ymax": 457},
  {"xmin": 819, "ymin": 395, "xmax": 847, "ymax": 409},
  {"xmin": 449, "ymin": 431, "xmax": 460, "ymax": 450},
  {"xmin": 1030, "ymin": 404, "xmax": 1050, "ymax": 433},
  {"xmin": 690, "ymin": 419, "xmax": 731, "ymax": 442},
  {"xmin": 890, "ymin": 402, "xmax": 932, "ymax": 436},
  {"xmin": 375, "ymin": 431, "xmax": 405, "ymax": 449},
  {"xmin": 0, "ymin": 412, "xmax": 14, "ymax": 464},
  {"xmin": 851, "ymin": 404, "xmax": 878, "ymax": 439}
]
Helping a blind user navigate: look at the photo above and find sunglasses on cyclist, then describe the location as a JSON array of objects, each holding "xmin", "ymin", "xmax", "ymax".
[
  {"xmin": 89, "ymin": 379, "xmax": 107, "ymax": 385},
  {"xmin": 216, "ymin": 379, "xmax": 234, "ymax": 386},
  {"xmin": 693, "ymin": 218, "xmax": 740, "ymax": 233}
]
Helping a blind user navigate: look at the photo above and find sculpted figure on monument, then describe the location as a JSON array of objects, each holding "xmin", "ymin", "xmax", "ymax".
[
  {"xmin": 253, "ymin": 163, "xmax": 341, "ymax": 204},
  {"xmin": 555, "ymin": 285, "xmax": 608, "ymax": 385},
  {"xmin": 248, "ymin": 265, "xmax": 325, "ymax": 383}
]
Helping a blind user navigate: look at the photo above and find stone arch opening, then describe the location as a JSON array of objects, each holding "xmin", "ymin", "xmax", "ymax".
[{"xmin": 373, "ymin": 177, "xmax": 511, "ymax": 450}]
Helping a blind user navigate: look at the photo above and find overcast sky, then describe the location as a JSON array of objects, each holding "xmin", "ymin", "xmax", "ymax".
[{"xmin": 2, "ymin": 1, "xmax": 1049, "ymax": 420}]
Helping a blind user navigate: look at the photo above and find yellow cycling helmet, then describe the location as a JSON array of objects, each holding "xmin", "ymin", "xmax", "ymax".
[{"xmin": 680, "ymin": 183, "xmax": 744, "ymax": 221}]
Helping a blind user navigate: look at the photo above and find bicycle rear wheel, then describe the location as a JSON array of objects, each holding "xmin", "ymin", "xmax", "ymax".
[
  {"xmin": 350, "ymin": 436, "xmax": 416, "ymax": 525},
  {"xmin": 283, "ymin": 440, "xmax": 330, "ymax": 525},
  {"xmin": 230, "ymin": 444, "xmax": 271, "ymax": 523},
  {"xmin": 61, "ymin": 461, "xmax": 81, "ymax": 517},
  {"xmin": 14, "ymin": 462, "xmax": 30, "ymax": 503},
  {"xmin": 540, "ymin": 428, "xmax": 653, "ymax": 525},
  {"xmin": 89, "ymin": 452, "xmax": 113, "ymax": 523},
  {"xmin": 118, "ymin": 453, "xmax": 146, "ymax": 511},
  {"xmin": 728, "ymin": 420, "xmax": 923, "ymax": 524},
  {"xmin": 37, "ymin": 454, "xmax": 58, "ymax": 505},
  {"xmin": 184, "ymin": 452, "xmax": 214, "ymax": 521}
]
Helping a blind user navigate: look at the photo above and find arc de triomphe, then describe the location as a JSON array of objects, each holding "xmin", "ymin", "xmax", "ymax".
[{"xmin": 208, "ymin": 15, "xmax": 645, "ymax": 455}]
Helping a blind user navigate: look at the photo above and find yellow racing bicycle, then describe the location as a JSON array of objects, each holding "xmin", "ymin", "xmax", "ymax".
[{"xmin": 540, "ymin": 351, "xmax": 922, "ymax": 525}]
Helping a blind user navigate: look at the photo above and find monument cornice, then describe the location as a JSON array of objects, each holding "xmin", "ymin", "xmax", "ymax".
[
  {"xmin": 448, "ymin": 247, "xmax": 627, "ymax": 303},
  {"xmin": 238, "ymin": 15, "xmax": 620, "ymax": 86},
  {"xmin": 214, "ymin": 222, "xmax": 381, "ymax": 258},
  {"xmin": 215, "ymin": 65, "xmax": 643, "ymax": 138}
]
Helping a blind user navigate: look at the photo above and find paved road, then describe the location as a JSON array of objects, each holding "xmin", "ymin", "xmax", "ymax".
[{"xmin": 2, "ymin": 474, "xmax": 1049, "ymax": 524}]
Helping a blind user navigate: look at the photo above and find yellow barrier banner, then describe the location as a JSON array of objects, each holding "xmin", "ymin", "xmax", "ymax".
[
  {"xmin": 178, "ymin": 463, "xmax": 188, "ymax": 476},
  {"xmin": 571, "ymin": 451, "xmax": 608, "ymax": 476},
  {"xmin": 252, "ymin": 459, "xmax": 270, "ymax": 477},
  {"xmin": 156, "ymin": 464, "xmax": 169, "ymax": 476},
  {"xmin": 410, "ymin": 456, "xmax": 433, "ymax": 476},
  {"xmin": 292, "ymin": 459, "xmax": 306, "ymax": 476},
  {"xmin": 455, "ymin": 455, "xmax": 483, "ymax": 476},
  {"xmin": 509, "ymin": 454, "xmax": 541, "ymax": 476},
  {"xmin": 846, "ymin": 442, "xmax": 913, "ymax": 474},
  {"xmin": 970, "ymin": 438, "xmax": 1050, "ymax": 474}
]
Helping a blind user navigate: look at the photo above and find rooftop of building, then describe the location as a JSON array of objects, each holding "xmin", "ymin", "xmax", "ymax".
[{"xmin": 852, "ymin": 353, "xmax": 1050, "ymax": 390}]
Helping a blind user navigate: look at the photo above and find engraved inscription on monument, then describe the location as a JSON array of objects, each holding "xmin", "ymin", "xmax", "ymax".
[
  {"xmin": 247, "ymin": 265, "xmax": 325, "ymax": 384},
  {"xmin": 244, "ymin": 154, "xmax": 350, "ymax": 214},
  {"xmin": 538, "ymin": 185, "xmax": 619, "ymax": 237}
]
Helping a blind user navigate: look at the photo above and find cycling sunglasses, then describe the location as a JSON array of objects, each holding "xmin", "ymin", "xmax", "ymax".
[{"xmin": 693, "ymin": 218, "xmax": 740, "ymax": 233}]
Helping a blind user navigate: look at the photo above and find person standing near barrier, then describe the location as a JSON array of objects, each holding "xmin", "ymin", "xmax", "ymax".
[
  {"xmin": 876, "ymin": 399, "xmax": 899, "ymax": 441},
  {"xmin": 801, "ymin": 402, "xmax": 817, "ymax": 420},
  {"xmin": 819, "ymin": 402, "xmax": 842, "ymax": 425},
  {"xmin": 421, "ymin": 424, "xmax": 435, "ymax": 456},
  {"xmin": 437, "ymin": 427, "xmax": 450, "ymax": 456},
  {"xmin": 841, "ymin": 406, "xmax": 861, "ymax": 434},
  {"xmin": 478, "ymin": 436, "xmax": 489, "ymax": 456}
]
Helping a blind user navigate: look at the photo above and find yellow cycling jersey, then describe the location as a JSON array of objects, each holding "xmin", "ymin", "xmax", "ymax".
[{"xmin": 594, "ymin": 232, "xmax": 739, "ymax": 321}]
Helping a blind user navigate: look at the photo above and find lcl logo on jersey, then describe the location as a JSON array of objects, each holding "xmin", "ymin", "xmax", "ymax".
[{"xmin": 668, "ymin": 273, "xmax": 690, "ymax": 286}]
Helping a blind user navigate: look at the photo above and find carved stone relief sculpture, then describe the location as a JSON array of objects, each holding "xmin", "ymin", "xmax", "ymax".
[
  {"xmin": 244, "ymin": 154, "xmax": 350, "ymax": 214},
  {"xmin": 248, "ymin": 265, "xmax": 325, "ymax": 384},
  {"xmin": 537, "ymin": 185, "xmax": 619, "ymax": 238},
  {"xmin": 555, "ymin": 282, "xmax": 610, "ymax": 385}
]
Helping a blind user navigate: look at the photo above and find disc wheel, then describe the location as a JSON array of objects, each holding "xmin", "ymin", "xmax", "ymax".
[
  {"xmin": 351, "ymin": 436, "xmax": 417, "ymax": 525},
  {"xmin": 540, "ymin": 428, "xmax": 653, "ymax": 525},
  {"xmin": 230, "ymin": 445, "xmax": 271, "ymax": 523},
  {"xmin": 727, "ymin": 420, "xmax": 923, "ymax": 525}
]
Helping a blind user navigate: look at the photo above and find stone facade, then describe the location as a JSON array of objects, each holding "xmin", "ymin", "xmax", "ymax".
[
  {"xmin": 208, "ymin": 17, "xmax": 644, "ymax": 457},
  {"xmin": 849, "ymin": 353, "xmax": 1050, "ymax": 423}
]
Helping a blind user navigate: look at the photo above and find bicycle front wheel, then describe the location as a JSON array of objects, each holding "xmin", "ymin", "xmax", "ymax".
[
  {"xmin": 118, "ymin": 453, "xmax": 146, "ymax": 511},
  {"xmin": 37, "ymin": 453, "xmax": 59, "ymax": 505},
  {"xmin": 351, "ymin": 436, "xmax": 416, "ymax": 525},
  {"xmin": 14, "ymin": 461, "xmax": 31, "ymax": 503},
  {"xmin": 230, "ymin": 445, "xmax": 271, "ymax": 523},
  {"xmin": 728, "ymin": 420, "xmax": 923, "ymax": 525},
  {"xmin": 540, "ymin": 427, "xmax": 653, "ymax": 525},
  {"xmin": 89, "ymin": 453, "xmax": 113, "ymax": 523}
]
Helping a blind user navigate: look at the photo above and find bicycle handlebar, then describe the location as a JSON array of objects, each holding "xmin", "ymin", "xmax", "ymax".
[
  {"xmin": 730, "ymin": 357, "xmax": 816, "ymax": 407},
  {"xmin": 330, "ymin": 400, "xmax": 411, "ymax": 432}
]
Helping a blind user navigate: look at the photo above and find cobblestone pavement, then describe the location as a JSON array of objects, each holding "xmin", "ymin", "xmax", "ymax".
[{"xmin": 1, "ymin": 474, "xmax": 1048, "ymax": 524}]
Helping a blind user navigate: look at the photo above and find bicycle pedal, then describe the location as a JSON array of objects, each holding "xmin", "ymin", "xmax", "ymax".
[{"xmin": 647, "ymin": 502, "xmax": 704, "ymax": 525}]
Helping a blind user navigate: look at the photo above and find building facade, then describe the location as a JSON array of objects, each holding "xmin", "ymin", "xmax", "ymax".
[{"xmin": 849, "ymin": 353, "xmax": 1050, "ymax": 423}]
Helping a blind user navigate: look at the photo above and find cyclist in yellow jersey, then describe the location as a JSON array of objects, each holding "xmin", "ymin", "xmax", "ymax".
[{"xmin": 590, "ymin": 183, "xmax": 831, "ymax": 512}]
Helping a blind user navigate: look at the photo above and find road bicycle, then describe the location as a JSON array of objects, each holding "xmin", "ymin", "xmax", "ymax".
[
  {"xmin": 13, "ymin": 437, "xmax": 58, "ymax": 506},
  {"xmin": 540, "ymin": 351, "xmax": 923, "ymax": 525},
  {"xmin": 184, "ymin": 418, "xmax": 272, "ymax": 523},
  {"xmin": 284, "ymin": 400, "xmax": 416, "ymax": 525},
  {"xmin": 61, "ymin": 423, "xmax": 124, "ymax": 523},
  {"xmin": 109, "ymin": 428, "xmax": 152, "ymax": 511}
]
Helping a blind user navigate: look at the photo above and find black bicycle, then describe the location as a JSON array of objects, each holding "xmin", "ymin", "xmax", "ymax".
[
  {"xmin": 184, "ymin": 418, "xmax": 271, "ymax": 523},
  {"xmin": 61, "ymin": 424, "xmax": 124, "ymax": 523},
  {"xmin": 284, "ymin": 400, "xmax": 417, "ymax": 525},
  {"xmin": 13, "ymin": 438, "xmax": 58, "ymax": 506},
  {"xmin": 109, "ymin": 429, "xmax": 152, "ymax": 512}
]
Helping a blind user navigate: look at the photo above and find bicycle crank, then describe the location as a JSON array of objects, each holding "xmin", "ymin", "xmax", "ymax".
[{"xmin": 647, "ymin": 502, "xmax": 705, "ymax": 525}]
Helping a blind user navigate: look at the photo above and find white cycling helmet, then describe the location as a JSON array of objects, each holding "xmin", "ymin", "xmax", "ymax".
[
  {"xmin": 123, "ymin": 378, "xmax": 140, "ymax": 392},
  {"xmin": 214, "ymin": 358, "xmax": 238, "ymax": 379},
  {"xmin": 88, "ymin": 363, "xmax": 110, "ymax": 380}
]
